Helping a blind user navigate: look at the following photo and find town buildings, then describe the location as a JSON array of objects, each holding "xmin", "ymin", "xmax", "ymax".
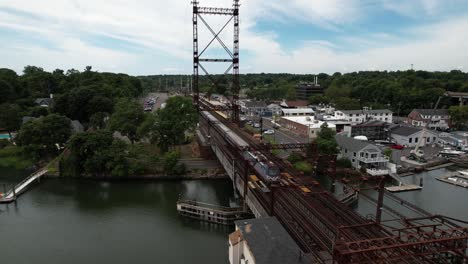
[
  {"xmin": 279, "ymin": 100, "xmax": 310, "ymax": 109},
  {"xmin": 349, "ymin": 120, "xmax": 389, "ymax": 141},
  {"xmin": 267, "ymin": 103, "xmax": 283, "ymax": 117},
  {"xmin": 240, "ymin": 101, "xmax": 268, "ymax": 117},
  {"xmin": 279, "ymin": 116, "xmax": 336, "ymax": 139},
  {"xmin": 335, "ymin": 134, "xmax": 389, "ymax": 176},
  {"xmin": 407, "ymin": 109, "xmax": 451, "ymax": 130},
  {"xmin": 334, "ymin": 108, "xmax": 393, "ymax": 125},
  {"xmin": 229, "ymin": 217, "xmax": 305, "ymax": 264},
  {"xmin": 295, "ymin": 79, "xmax": 324, "ymax": 100},
  {"xmin": 281, "ymin": 108, "xmax": 314, "ymax": 117}
]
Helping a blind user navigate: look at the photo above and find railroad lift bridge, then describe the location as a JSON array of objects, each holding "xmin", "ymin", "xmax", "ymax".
[{"xmin": 191, "ymin": 1, "xmax": 468, "ymax": 263}]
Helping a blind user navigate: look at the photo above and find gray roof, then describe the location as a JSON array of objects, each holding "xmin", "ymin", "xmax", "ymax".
[
  {"xmin": 244, "ymin": 101, "xmax": 267, "ymax": 108},
  {"xmin": 353, "ymin": 120, "xmax": 388, "ymax": 127},
  {"xmin": 235, "ymin": 217, "xmax": 305, "ymax": 264},
  {"xmin": 413, "ymin": 109, "xmax": 449, "ymax": 116},
  {"xmin": 339, "ymin": 109, "xmax": 392, "ymax": 114},
  {"xmin": 390, "ymin": 126, "xmax": 422, "ymax": 137},
  {"xmin": 22, "ymin": 116, "xmax": 36, "ymax": 124},
  {"xmin": 34, "ymin": 98, "xmax": 53, "ymax": 105},
  {"xmin": 71, "ymin": 120, "xmax": 84, "ymax": 133},
  {"xmin": 335, "ymin": 134, "xmax": 374, "ymax": 152}
]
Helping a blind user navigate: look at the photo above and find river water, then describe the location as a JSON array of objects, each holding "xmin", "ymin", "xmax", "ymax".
[
  {"xmin": 317, "ymin": 167, "xmax": 468, "ymax": 222},
  {"xmin": 0, "ymin": 169, "xmax": 234, "ymax": 264},
  {"xmin": 2, "ymin": 166, "xmax": 467, "ymax": 263}
]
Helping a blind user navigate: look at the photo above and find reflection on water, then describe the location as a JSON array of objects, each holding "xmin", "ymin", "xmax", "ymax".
[{"xmin": 0, "ymin": 176, "xmax": 234, "ymax": 264}]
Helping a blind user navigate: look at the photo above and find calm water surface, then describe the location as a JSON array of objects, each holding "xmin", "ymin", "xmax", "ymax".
[
  {"xmin": 317, "ymin": 167, "xmax": 468, "ymax": 222},
  {"xmin": 0, "ymin": 169, "xmax": 234, "ymax": 264}
]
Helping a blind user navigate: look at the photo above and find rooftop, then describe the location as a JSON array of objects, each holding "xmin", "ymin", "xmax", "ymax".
[
  {"xmin": 282, "ymin": 116, "xmax": 336, "ymax": 129},
  {"xmin": 390, "ymin": 126, "xmax": 422, "ymax": 137},
  {"xmin": 282, "ymin": 108, "xmax": 315, "ymax": 115},
  {"xmin": 235, "ymin": 217, "xmax": 306, "ymax": 264},
  {"xmin": 353, "ymin": 120, "xmax": 388, "ymax": 127},
  {"xmin": 281, "ymin": 100, "xmax": 310, "ymax": 108},
  {"xmin": 338, "ymin": 109, "xmax": 393, "ymax": 115},
  {"xmin": 335, "ymin": 134, "xmax": 374, "ymax": 152},
  {"xmin": 412, "ymin": 109, "xmax": 449, "ymax": 116},
  {"xmin": 244, "ymin": 101, "xmax": 268, "ymax": 108}
]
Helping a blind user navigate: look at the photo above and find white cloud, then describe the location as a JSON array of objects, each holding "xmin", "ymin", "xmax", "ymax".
[
  {"xmin": 247, "ymin": 16, "xmax": 468, "ymax": 74},
  {"xmin": 383, "ymin": 0, "xmax": 466, "ymax": 16},
  {"xmin": 0, "ymin": 0, "xmax": 467, "ymax": 75}
]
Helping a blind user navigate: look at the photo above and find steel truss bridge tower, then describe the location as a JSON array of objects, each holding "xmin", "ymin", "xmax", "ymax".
[{"xmin": 192, "ymin": 0, "xmax": 240, "ymax": 124}]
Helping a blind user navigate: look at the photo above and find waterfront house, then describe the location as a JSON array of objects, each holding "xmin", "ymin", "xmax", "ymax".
[
  {"xmin": 390, "ymin": 126, "xmax": 439, "ymax": 148},
  {"xmin": 335, "ymin": 134, "xmax": 389, "ymax": 176}
]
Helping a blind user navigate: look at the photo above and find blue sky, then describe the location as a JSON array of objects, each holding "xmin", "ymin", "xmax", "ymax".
[{"xmin": 1, "ymin": 0, "xmax": 468, "ymax": 75}]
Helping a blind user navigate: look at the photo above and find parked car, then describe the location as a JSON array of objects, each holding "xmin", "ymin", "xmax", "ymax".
[
  {"xmin": 390, "ymin": 144, "xmax": 405, "ymax": 150},
  {"xmin": 263, "ymin": 130, "xmax": 274, "ymax": 135},
  {"xmin": 253, "ymin": 123, "xmax": 260, "ymax": 128}
]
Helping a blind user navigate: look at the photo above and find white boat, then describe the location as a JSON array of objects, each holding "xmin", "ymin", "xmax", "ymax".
[
  {"xmin": 457, "ymin": 170, "xmax": 468, "ymax": 177},
  {"xmin": 438, "ymin": 148, "xmax": 465, "ymax": 157}
]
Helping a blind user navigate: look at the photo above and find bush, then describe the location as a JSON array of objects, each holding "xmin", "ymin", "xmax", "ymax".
[
  {"xmin": 294, "ymin": 161, "xmax": 312, "ymax": 174},
  {"xmin": 0, "ymin": 146, "xmax": 33, "ymax": 169},
  {"xmin": 336, "ymin": 158, "xmax": 352, "ymax": 168},
  {"xmin": 288, "ymin": 152, "xmax": 304, "ymax": 163}
]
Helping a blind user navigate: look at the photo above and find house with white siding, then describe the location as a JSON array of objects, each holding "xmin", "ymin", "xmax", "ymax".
[
  {"xmin": 390, "ymin": 126, "xmax": 439, "ymax": 147},
  {"xmin": 335, "ymin": 134, "xmax": 389, "ymax": 176}
]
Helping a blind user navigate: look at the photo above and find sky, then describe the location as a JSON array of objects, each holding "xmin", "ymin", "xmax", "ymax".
[{"xmin": 1, "ymin": 0, "xmax": 468, "ymax": 75}]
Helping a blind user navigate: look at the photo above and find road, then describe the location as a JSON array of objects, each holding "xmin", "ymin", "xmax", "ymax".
[
  {"xmin": 141, "ymin": 92, "xmax": 169, "ymax": 112},
  {"xmin": 261, "ymin": 118, "xmax": 309, "ymax": 144}
]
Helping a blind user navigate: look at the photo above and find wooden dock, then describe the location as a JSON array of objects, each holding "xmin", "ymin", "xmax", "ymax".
[
  {"xmin": 176, "ymin": 200, "xmax": 252, "ymax": 225},
  {"xmin": 0, "ymin": 168, "xmax": 48, "ymax": 203},
  {"xmin": 385, "ymin": 185, "xmax": 422, "ymax": 193},
  {"xmin": 437, "ymin": 172, "xmax": 468, "ymax": 188}
]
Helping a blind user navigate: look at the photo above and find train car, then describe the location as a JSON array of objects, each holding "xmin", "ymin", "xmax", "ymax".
[
  {"xmin": 299, "ymin": 185, "xmax": 311, "ymax": 193},
  {"xmin": 243, "ymin": 150, "xmax": 280, "ymax": 182},
  {"xmin": 215, "ymin": 110, "xmax": 229, "ymax": 120}
]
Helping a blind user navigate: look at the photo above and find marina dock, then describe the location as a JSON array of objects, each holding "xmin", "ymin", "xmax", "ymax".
[
  {"xmin": 385, "ymin": 185, "xmax": 422, "ymax": 193},
  {"xmin": 176, "ymin": 199, "xmax": 252, "ymax": 225},
  {"xmin": 437, "ymin": 171, "xmax": 468, "ymax": 188}
]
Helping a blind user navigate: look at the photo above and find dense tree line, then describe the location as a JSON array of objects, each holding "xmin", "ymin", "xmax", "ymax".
[{"xmin": 140, "ymin": 70, "xmax": 468, "ymax": 115}]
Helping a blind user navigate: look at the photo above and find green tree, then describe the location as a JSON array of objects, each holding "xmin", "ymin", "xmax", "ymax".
[
  {"xmin": 0, "ymin": 103, "xmax": 21, "ymax": 139},
  {"xmin": 150, "ymin": 96, "xmax": 197, "ymax": 151},
  {"xmin": 309, "ymin": 95, "xmax": 330, "ymax": 105},
  {"xmin": 16, "ymin": 114, "xmax": 72, "ymax": 160},
  {"xmin": 449, "ymin": 105, "xmax": 468, "ymax": 129},
  {"xmin": 316, "ymin": 123, "xmax": 338, "ymax": 155},
  {"xmin": 66, "ymin": 130, "xmax": 143, "ymax": 177},
  {"xmin": 163, "ymin": 151, "xmax": 186, "ymax": 175},
  {"xmin": 108, "ymin": 99, "xmax": 145, "ymax": 143}
]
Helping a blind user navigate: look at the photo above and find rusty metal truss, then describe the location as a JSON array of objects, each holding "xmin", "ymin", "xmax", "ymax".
[{"xmin": 192, "ymin": 0, "xmax": 240, "ymax": 123}]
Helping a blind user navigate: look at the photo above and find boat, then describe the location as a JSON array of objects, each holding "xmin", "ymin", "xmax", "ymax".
[{"xmin": 438, "ymin": 148, "xmax": 465, "ymax": 158}]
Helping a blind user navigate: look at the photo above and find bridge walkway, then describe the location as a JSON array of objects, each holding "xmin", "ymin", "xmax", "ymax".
[{"xmin": 0, "ymin": 168, "xmax": 48, "ymax": 203}]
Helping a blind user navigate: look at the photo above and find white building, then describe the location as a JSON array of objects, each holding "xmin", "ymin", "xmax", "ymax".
[
  {"xmin": 267, "ymin": 103, "xmax": 283, "ymax": 116},
  {"xmin": 229, "ymin": 217, "xmax": 306, "ymax": 264},
  {"xmin": 334, "ymin": 108, "xmax": 393, "ymax": 125},
  {"xmin": 390, "ymin": 126, "xmax": 439, "ymax": 147},
  {"xmin": 335, "ymin": 134, "xmax": 389, "ymax": 176},
  {"xmin": 279, "ymin": 116, "xmax": 336, "ymax": 139},
  {"xmin": 281, "ymin": 108, "xmax": 314, "ymax": 117}
]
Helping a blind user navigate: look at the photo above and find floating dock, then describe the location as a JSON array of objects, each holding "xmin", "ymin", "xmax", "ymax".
[
  {"xmin": 176, "ymin": 199, "xmax": 252, "ymax": 225},
  {"xmin": 385, "ymin": 185, "xmax": 422, "ymax": 193},
  {"xmin": 0, "ymin": 168, "xmax": 48, "ymax": 203}
]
